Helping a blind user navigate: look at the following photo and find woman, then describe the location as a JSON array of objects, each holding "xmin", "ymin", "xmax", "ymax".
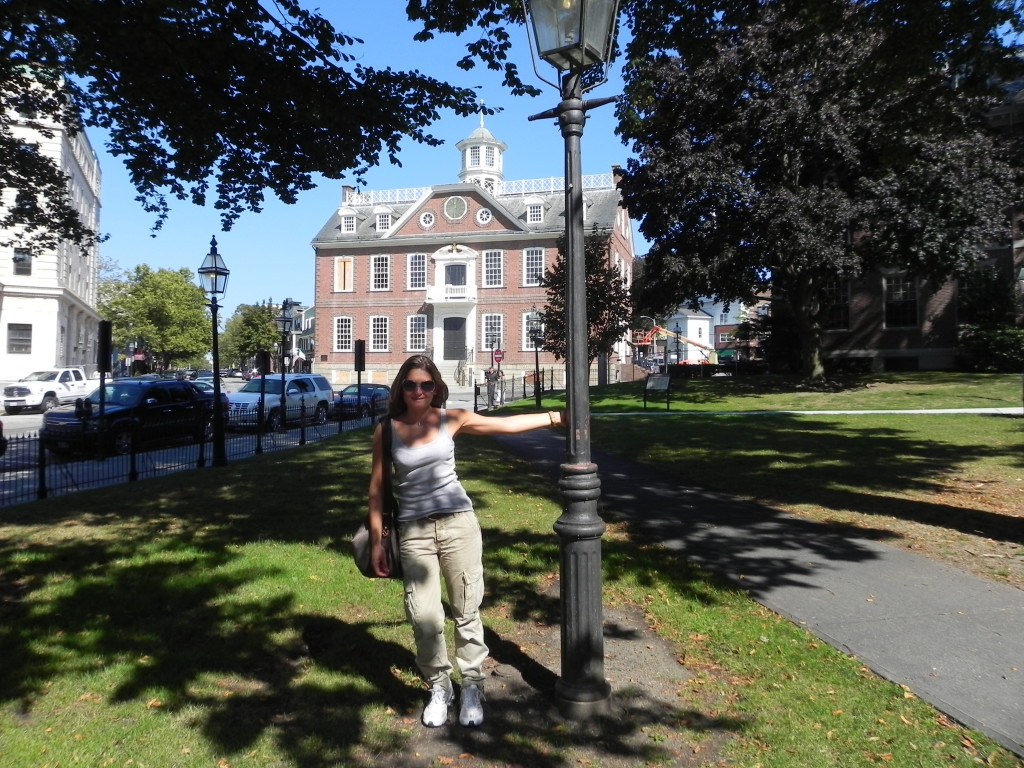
[{"xmin": 367, "ymin": 355, "xmax": 564, "ymax": 728}]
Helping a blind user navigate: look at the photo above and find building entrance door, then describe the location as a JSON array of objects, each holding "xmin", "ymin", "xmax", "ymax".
[{"xmin": 442, "ymin": 317, "xmax": 466, "ymax": 361}]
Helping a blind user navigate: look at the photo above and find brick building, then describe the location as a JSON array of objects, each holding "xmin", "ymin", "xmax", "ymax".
[{"xmin": 310, "ymin": 120, "xmax": 636, "ymax": 392}]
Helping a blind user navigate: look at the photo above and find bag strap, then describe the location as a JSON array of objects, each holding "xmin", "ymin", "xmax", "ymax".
[{"xmin": 381, "ymin": 418, "xmax": 398, "ymax": 526}]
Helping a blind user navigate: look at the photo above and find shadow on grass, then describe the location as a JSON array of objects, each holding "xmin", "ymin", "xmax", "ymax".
[
  {"xmin": 0, "ymin": 431, "xmax": 746, "ymax": 767},
  {"xmin": 588, "ymin": 413, "xmax": 1024, "ymax": 550}
]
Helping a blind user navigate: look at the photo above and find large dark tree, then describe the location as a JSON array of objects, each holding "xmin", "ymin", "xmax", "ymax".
[
  {"xmin": 98, "ymin": 265, "xmax": 209, "ymax": 370},
  {"xmin": 395, "ymin": 0, "xmax": 1024, "ymax": 379},
  {"xmin": 1, "ymin": 0, "xmax": 481, "ymax": 251},
  {"xmin": 220, "ymin": 303, "xmax": 280, "ymax": 370},
  {"xmin": 616, "ymin": 0, "xmax": 1024, "ymax": 379},
  {"xmin": 538, "ymin": 231, "xmax": 631, "ymax": 363}
]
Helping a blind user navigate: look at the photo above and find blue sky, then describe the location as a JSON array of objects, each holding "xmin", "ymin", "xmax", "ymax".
[{"xmin": 93, "ymin": 4, "xmax": 643, "ymax": 316}]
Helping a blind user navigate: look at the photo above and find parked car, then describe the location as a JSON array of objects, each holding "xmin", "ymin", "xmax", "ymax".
[
  {"xmin": 333, "ymin": 383, "xmax": 391, "ymax": 420},
  {"xmin": 188, "ymin": 380, "xmax": 230, "ymax": 413},
  {"xmin": 225, "ymin": 373, "xmax": 334, "ymax": 431},
  {"xmin": 40, "ymin": 378, "xmax": 215, "ymax": 456}
]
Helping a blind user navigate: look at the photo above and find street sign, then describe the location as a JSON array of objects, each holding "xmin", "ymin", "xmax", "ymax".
[{"xmin": 493, "ymin": 349, "xmax": 504, "ymax": 363}]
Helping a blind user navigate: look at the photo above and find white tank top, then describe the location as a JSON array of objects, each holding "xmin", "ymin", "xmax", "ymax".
[{"xmin": 391, "ymin": 410, "xmax": 473, "ymax": 521}]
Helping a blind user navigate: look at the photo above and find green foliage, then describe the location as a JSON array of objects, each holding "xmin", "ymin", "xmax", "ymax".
[
  {"xmin": 219, "ymin": 303, "xmax": 279, "ymax": 369},
  {"xmin": 617, "ymin": 0, "xmax": 1023, "ymax": 380},
  {"xmin": 97, "ymin": 265, "xmax": 209, "ymax": 369},
  {"xmin": 538, "ymin": 230, "xmax": 631, "ymax": 362},
  {"xmin": 957, "ymin": 325, "xmax": 1024, "ymax": 372},
  {"xmin": 1, "ymin": 0, "xmax": 482, "ymax": 248},
  {"xmin": 958, "ymin": 264, "xmax": 1019, "ymax": 326}
]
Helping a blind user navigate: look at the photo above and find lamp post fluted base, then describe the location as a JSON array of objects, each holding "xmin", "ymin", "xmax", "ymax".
[{"xmin": 554, "ymin": 461, "xmax": 611, "ymax": 718}]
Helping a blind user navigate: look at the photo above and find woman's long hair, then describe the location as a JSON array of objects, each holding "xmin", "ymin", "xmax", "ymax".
[{"xmin": 388, "ymin": 355, "xmax": 449, "ymax": 417}]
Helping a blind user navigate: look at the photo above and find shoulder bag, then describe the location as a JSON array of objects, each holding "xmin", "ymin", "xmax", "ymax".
[{"xmin": 352, "ymin": 418, "xmax": 403, "ymax": 579}]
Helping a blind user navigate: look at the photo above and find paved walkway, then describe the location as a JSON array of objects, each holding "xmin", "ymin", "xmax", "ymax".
[{"xmin": 493, "ymin": 425, "xmax": 1024, "ymax": 757}]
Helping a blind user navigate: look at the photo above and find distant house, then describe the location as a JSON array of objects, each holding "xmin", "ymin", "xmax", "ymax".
[{"xmin": 310, "ymin": 120, "xmax": 637, "ymax": 390}]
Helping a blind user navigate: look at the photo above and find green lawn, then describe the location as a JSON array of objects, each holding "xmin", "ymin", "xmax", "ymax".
[{"xmin": 1, "ymin": 372, "xmax": 1021, "ymax": 767}]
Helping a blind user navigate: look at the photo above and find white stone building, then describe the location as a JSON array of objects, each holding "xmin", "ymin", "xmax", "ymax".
[{"xmin": 0, "ymin": 111, "xmax": 101, "ymax": 380}]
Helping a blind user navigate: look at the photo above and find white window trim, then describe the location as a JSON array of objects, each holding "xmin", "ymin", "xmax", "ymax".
[
  {"xmin": 483, "ymin": 250, "xmax": 504, "ymax": 288},
  {"xmin": 523, "ymin": 248, "xmax": 545, "ymax": 287},
  {"xmin": 333, "ymin": 316, "xmax": 354, "ymax": 352},
  {"xmin": 481, "ymin": 314, "xmax": 503, "ymax": 350},
  {"xmin": 407, "ymin": 314, "xmax": 427, "ymax": 352},
  {"xmin": 369, "ymin": 315, "xmax": 390, "ymax": 352},
  {"xmin": 407, "ymin": 253, "xmax": 427, "ymax": 290},
  {"xmin": 371, "ymin": 254, "xmax": 391, "ymax": 291}
]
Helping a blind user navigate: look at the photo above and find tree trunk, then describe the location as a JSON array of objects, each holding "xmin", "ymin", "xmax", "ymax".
[{"xmin": 792, "ymin": 271, "xmax": 826, "ymax": 381}]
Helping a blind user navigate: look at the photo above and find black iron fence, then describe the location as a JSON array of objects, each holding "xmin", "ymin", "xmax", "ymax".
[
  {"xmin": 0, "ymin": 403, "xmax": 376, "ymax": 509},
  {"xmin": 474, "ymin": 367, "xmax": 557, "ymax": 411}
]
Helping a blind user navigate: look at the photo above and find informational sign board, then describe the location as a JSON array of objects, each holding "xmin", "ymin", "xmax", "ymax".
[{"xmin": 644, "ymin": 374, "xmax": 672, "ymax": 410}]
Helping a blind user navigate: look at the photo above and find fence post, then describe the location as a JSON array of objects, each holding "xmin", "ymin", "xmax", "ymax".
[
  {"xmin": 129, "ymin": 421, "xmax": 139, "ymax": 482},
  {"xmin": 37, "ymin": 433, "xmax": 48, "ymax": 500}
]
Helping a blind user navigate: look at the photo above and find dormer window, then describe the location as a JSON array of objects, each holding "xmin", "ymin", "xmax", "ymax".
[
  {"xmin": 341, "ymin": 215, "xmax": 356, "ymax": 233},
  {"xmin": 377, "ymin": 213, "xmax": 392, "ymax": 231},
  {"xmin": 527, "ymin": 204, "xmax": 544, "ymax": 224}
]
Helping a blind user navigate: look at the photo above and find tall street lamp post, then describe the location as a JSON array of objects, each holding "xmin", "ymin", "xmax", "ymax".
[
  {"xmin": 275, "ymin": 299, "xmax": 293, "ymax": 431},
  {"xmin": 198, "ymin": 237, "xmax": 229, "ymax": 467},
  {"xmin": 1018, "ymin": 267, "xmax": 1024, "ymax": 416},
  {"xmin": 530, "ymin": 306, "xmax": 544, "ymax": 409},
  {"xmin": 525, "ymin": 0, "xmax": 620, "ymax": 719}
]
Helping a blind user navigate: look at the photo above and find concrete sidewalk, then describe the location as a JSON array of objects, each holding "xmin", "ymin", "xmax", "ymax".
[{"xmin": 494, "ymin": 428, "xmax": 1024, "ymax": 757}]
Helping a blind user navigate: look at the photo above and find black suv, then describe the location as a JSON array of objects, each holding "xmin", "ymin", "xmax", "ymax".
[{"xmin": 41, "ymin": 378, "xmax": 215, "ymax": 456}]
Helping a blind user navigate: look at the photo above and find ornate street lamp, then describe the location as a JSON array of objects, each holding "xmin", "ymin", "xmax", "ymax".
[
  {"xmin": 525, "ymin": 0, "xmax": 620, "ymax": 719},
  {"xmin": 275, "ymin": 299, "xmax": 294, "ymax": 431},
  {"xmin": 1018, "ymin": 268, "xmax": 1024, "ymax": 416},
  {"xmin": 197, "ymin": 237, "xmax": 229, "ymax": 467}
]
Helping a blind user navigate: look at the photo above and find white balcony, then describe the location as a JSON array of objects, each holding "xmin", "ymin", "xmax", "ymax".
[{"xmin": 426, "ymin": 284, "xmax": 478, "ymax": 305}]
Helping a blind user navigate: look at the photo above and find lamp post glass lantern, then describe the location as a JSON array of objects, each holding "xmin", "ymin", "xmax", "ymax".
[
  {"xmin": 525, "ymin": 0, "xmax": 620, "ymax": 719},
  {"xmin": 198, "ymin": 237, "xmax": 229, "ymax": 467},
  {"xmin": 275, "ymin": 299, "xmax": 293, "ymax": 430}
]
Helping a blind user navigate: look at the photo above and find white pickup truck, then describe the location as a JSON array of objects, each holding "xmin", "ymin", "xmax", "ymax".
[{"xmin": 3, "ymin": 367, "xmax": 93, "ymax": 414}]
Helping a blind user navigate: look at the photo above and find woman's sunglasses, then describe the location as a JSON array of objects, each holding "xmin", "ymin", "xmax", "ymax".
[{"xmin": 402, "ymin": 380, "xmax": 436, "ymax": 393}]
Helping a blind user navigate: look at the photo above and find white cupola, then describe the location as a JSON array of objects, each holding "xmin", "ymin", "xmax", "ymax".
[{"xmin": 456, "ymin": 112, "xmax": 507, "ymax": 194}]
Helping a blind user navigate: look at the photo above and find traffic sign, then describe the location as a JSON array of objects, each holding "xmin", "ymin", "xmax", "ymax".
[{"xmin": 493, "ymin": 349, "xmax": 504, "ymax": 363}]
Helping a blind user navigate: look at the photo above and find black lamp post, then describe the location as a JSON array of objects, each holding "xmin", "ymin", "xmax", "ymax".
[
  {"xmin": 530, "ymin": 306, "xmax": 544, "ymax": 409},
  {"xmin": 275, "ymin": 299, "xmax": 293, "ymax": 431},
  {"xmin": 197, "ymin": 237, "xmax": 229, "ymax": 467},
  {"xmin": 1018, "ymin": 267, "xmax": 1024, "ymax": 416},
  {"xmin": 525, "ymin": 0, "xmax": 619, "ymax": 719}
]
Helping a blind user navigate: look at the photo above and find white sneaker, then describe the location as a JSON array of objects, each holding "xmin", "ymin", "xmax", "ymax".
[
  {"xmin": 459, "ymin": 684, "xmax": 485, "ymax": 727},
  {"xmin": 422, "ymin": 683, "xmax": 452, "ymax": 727}
]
